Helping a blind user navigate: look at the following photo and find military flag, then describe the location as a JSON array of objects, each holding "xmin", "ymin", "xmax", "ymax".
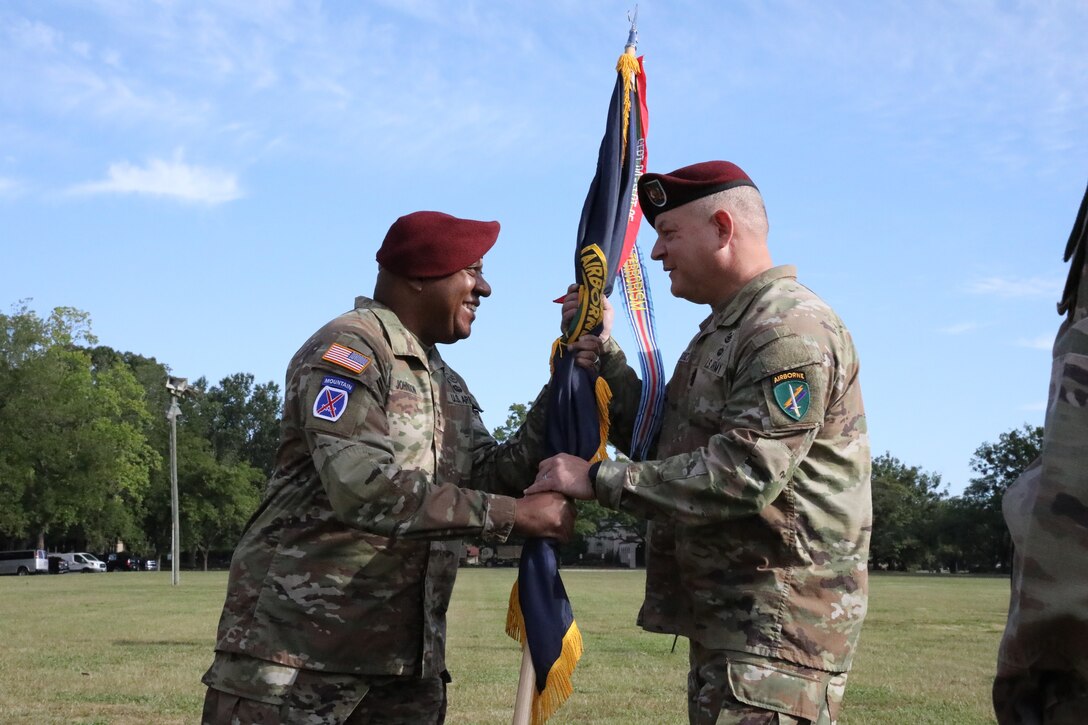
[
  {"xmin": 506, "ymin": 18, "xmax": 650, "ymax": 725},
  {"xmin": 618, "ymin": 240, "xmax": 667, "ymax": 461}
]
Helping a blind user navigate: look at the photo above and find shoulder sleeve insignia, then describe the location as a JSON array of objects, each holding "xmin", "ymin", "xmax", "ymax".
[
  {"xmin": 772, "ymin": 370, "xmax": 810, "ymax": 421},
  {"xmin": 322, "ymin": 343, "xmax": 371, "ymax": 374},
  {"xmin": 312, "ymin": 375, "xmax": 356, "ymax": 422}
]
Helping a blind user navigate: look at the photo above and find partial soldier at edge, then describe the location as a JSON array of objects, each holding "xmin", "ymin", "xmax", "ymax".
[{"xmin": 994, "ymin": 181, "xmax": 1088, "ymax": 723}]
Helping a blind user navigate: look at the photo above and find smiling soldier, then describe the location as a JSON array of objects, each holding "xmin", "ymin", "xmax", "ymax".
[
  {"xmin": 201, "ymin": 211, "xmax": 602, "ymax": 724},
  {"xmin": 532, "ymin": 162, "xmax": 872, "ymax": 725}
]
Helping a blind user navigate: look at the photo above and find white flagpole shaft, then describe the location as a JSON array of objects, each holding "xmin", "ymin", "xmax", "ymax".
[{"xmin": 512, "ymin": 646, "xmax": 535, "ymax": 725}]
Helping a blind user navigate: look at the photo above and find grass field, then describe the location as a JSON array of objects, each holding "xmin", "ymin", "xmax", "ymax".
[{"xmin": 0, "ymin": 570, "xmax": 1007, "ymax": 724}]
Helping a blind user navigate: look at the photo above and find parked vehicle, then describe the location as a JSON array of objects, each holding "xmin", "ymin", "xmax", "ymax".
[
  {"xmin": 104, "ymin": 551, "xmax": 142, "ymax": 572},
  {"xmin": 143, "ymin": 558, "xmax": 159, "ymax": 571},
  {"xmin": 0, "ymin": 549, "xmax": 49, "ymax": 575},
  {"xmin": 47, "ymin": 556, "xmax": 70, "ymax": 574},
  {"xmin": 49, "ymin": 552, "xmax": 106, "ymax": 573}
]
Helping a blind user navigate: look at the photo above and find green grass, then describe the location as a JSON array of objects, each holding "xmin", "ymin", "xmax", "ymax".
[{"xmin": 0, "ymin": 570, "xmax": 1006, "ymax": 723}]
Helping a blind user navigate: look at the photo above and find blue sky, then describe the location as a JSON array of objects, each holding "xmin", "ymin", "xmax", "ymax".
[{"xmin": 2, "ymin": 1, "xmax": 1085, "ymax": 495}]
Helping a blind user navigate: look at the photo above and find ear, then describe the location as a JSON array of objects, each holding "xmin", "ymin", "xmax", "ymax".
[{"xmin": 711, "ymin": 209, "xmax": 734, "ymax": 249}]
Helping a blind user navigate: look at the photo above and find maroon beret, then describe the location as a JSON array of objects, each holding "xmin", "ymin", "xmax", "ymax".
[
  {"xmin": 637, "ymin": 160, "xmax": 757, "ymax": 227},
  {"xmin": 376, "ymin": 211, "xmax": 500, "ymax": 278}
]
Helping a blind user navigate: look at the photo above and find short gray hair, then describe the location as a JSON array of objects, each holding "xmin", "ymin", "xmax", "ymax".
[{"xmin": 691, "ymin": 186, "xmax": 769, "ymax": 239}]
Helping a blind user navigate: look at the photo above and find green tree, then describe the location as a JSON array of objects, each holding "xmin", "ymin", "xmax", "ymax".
[
  {"xmin": 157, "ymin": 374, "xmax": 280, "ymax": 567},
  {"xmin": 959, "ymin": 424, "xmax": 1043, "ymax": 571},
  {"xmin": 87, "ymin": 346, "xmax": 173, "ymax": 555},
  {"xmin": 869, "ymin": 453, "xmax": 946, "ymax": 571},
  {"xmin": 187, "ymin": 373, "xmax": 282, "ymax": 477},
  {"xmin": 932, "ymin": 497, "xmax": 990, "ymax": 573},
  {"xmin": 177, "ymin": 432, "xmax": 263, "ymax": 570},
  {"xmin": 492, "ymin": 402, "xmax": 530, "ymax": 443},
  {"xmin": 0, "ymin": 303, "xmax": 158, "ymax": 549}
]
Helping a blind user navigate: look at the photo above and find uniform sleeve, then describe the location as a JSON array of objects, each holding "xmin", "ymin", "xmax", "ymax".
[
  {"xmin": 462, "ymin": 384, "xmax": 552, "ymax": 496},
  {"xmin": 997, "ymin": 319, "xmax": 1088, "ymax": 674},
  {"xmin": 593, "ymin": 328, "xmax": 828, "ymax": 524},
  {"xmin": 301, "ymin": 337, "xmax": 516, "ymax": 543}
]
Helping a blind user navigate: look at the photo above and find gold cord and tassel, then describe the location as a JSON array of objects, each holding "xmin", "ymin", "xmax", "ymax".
[{"xmin": 616, "ymin": 49, "xmax": 640, "ymax": 159}]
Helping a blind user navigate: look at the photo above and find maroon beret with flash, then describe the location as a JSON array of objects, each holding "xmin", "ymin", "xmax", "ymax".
[
  {"xmin": 637, "ymin": 160, "xmax": 757, "ymax": 227},
  {"xmin": 376, "ymin": 211, "xmax": 499, "ymax": 278}
]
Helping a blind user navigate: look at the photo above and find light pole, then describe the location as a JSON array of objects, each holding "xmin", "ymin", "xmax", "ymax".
[{"xmin": 165, "ymin": 376, "xmax": 190, "ymax": 586}]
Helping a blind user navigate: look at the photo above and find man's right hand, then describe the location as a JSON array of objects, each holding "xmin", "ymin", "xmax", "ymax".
[
  {"xmin": 512, "ymin": 492, "xmax": 576, "ymax": 542},
  {"xmin": 560, "ymin": 283, "xmax": 614, "ymax": 343}
]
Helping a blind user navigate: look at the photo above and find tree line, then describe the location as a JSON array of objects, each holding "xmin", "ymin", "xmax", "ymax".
[
  {"xmin": 0, "ymin": 302, "xmax": 279, "ymax": 568},
  {"xmin": 0, "ymin": 303, "xmax": 1041, "ymax": 572}
]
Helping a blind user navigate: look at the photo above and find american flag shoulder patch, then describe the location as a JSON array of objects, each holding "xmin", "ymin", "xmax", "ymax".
[{"xmin": 321, "ymin": 342, "xmax": 372, "ymax": 374}]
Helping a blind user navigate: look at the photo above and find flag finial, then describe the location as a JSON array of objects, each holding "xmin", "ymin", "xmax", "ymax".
[{"xmin": 626, "ymin": 6, "xmax": 639, "ymax": 50}]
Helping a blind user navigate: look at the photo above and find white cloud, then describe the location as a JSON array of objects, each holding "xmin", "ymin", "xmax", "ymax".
[
  {"xmin": 0, "ymin": 176, "xmax": 22, "ymax": 197},
  {"xmin": 69, "ymin": 152, "xmax": 242, "ymax": 204},
  {"xmin": 1015, "ymin": 335, "xmax": 1054, "ymax": 350},
  {"xmin": 9, "ymin": 17, "xmax": 62, "ymax": 52},
  {"xmin": 967, "ymin": 276, "xmax": 1061, "ymax": 299}
]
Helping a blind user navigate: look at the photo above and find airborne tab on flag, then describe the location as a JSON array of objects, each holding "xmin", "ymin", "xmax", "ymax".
[{"xmin": 322, "ymin": 343, "xmax": 371, "ymax": 374}]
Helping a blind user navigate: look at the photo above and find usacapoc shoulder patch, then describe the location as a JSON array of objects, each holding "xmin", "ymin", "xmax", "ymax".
[{"xmin": 772, "ymin": 371, "xmax": 810, "ymax": 421}]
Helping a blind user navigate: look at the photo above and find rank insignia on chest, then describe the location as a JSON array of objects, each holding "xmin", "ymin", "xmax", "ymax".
[
  {"xmin": 772, "ymin": 371, "xmax": 810, "ymax": 421},
  {"xmin": 313, "ymin": 375, "xmax": 356, "ymax": 422},
  {"xmin": 322, "ymin": 343, "xmax": 371, "ymax": 374}
]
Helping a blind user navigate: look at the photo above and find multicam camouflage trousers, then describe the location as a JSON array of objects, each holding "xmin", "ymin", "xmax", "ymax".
[
  {"xmin": 201, "ymin": 653, "xmax": 447, "ymax": 725},
  {"xmin": 687, "ymin": 642, "xmax": 847, "ymax": 725},
  {"xmin": 993, "ymin": 670, "xmax": 1088, "ymax": 725}
]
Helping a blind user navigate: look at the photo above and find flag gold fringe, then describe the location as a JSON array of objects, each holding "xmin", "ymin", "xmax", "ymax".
[
  {"xmin": 590, "ymin": 376, "xmax": 612, "ymax": 463},
  {"xmin": 548, "ymin": 337, "xmax": 563, "ymax": 376},
  {"xmin": 506, "ymin": 580, "xmax": 526, "ymax": 641},
  {"xmin": 544, "ymin": 336, "xmax": 611, "ymax": 463},
  {"xmin": 506, "ymin": 581, "xmax": 585, "ymax": 725},
  {"xmin": 616, "ymin": 50, "xmax": 640, "ymax": 158}
]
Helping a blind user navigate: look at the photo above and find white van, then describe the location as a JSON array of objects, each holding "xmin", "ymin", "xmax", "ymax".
[
  {"xmin": 0, "ymin": 549, "xmax": 49, "ymax": 575},
  {"xmin": 51, "ymin": 552, "xmax": 107, "ymax": 573}
]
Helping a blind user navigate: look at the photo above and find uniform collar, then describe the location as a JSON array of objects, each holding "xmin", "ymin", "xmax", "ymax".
[
  {"xmin": 354, "ymin": 295, "xmax": 438, "ymax": 368},
  {"xmin": 709, "ymin": 265, "xmax": 798, "ymax": 328}
]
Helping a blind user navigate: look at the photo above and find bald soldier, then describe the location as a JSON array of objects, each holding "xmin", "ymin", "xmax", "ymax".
[
  {"xmin": 993, "ymin": 183, "xmax": 1088, "ymax": 723},
  {"xmin": 202, "ymin": 211, "xmax": 603, "ymax": 724},
  {"xmin": 530, "ymin": 161, "xmax": 872, "ymax": 724}
]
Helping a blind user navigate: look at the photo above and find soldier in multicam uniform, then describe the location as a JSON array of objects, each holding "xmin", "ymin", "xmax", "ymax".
[
  {"xmin": 201, "ymin": 211, "xmax": 605, "ymax": 724},
  {"xmin": 528, "ymin": 161, "xmax": 871, "ymax": 724},
  {"xmin": 993, "ymin": 183, "xmax": 1088, "ymax": 724}
]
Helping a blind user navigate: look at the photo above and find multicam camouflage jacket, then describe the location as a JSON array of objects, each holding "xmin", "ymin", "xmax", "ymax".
[
  {"xmin": 596, "ymin": 265, "xmax": 872, "ymax": 672},
  {"xmin": 996, "ymin": 189, "xmax": 1088, "ymax": 688},
  {"xmin": 211, "ymin": 296, "xmax": 548, "ymax": 678}
]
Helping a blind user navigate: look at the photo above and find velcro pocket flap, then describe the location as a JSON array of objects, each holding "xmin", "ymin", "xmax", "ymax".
[{"xmin": 726, "ymin": 660, "xmax": 823, "ymax": 721}]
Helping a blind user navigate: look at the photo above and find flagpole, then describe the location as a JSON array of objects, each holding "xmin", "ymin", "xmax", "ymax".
[
  {"xmin": 507, "ymin": 12, "xmax": 643, "ymax": 723},
  {"xmin": 512, "ymin": 646, "xmax": 535, "ymax": 725}
]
